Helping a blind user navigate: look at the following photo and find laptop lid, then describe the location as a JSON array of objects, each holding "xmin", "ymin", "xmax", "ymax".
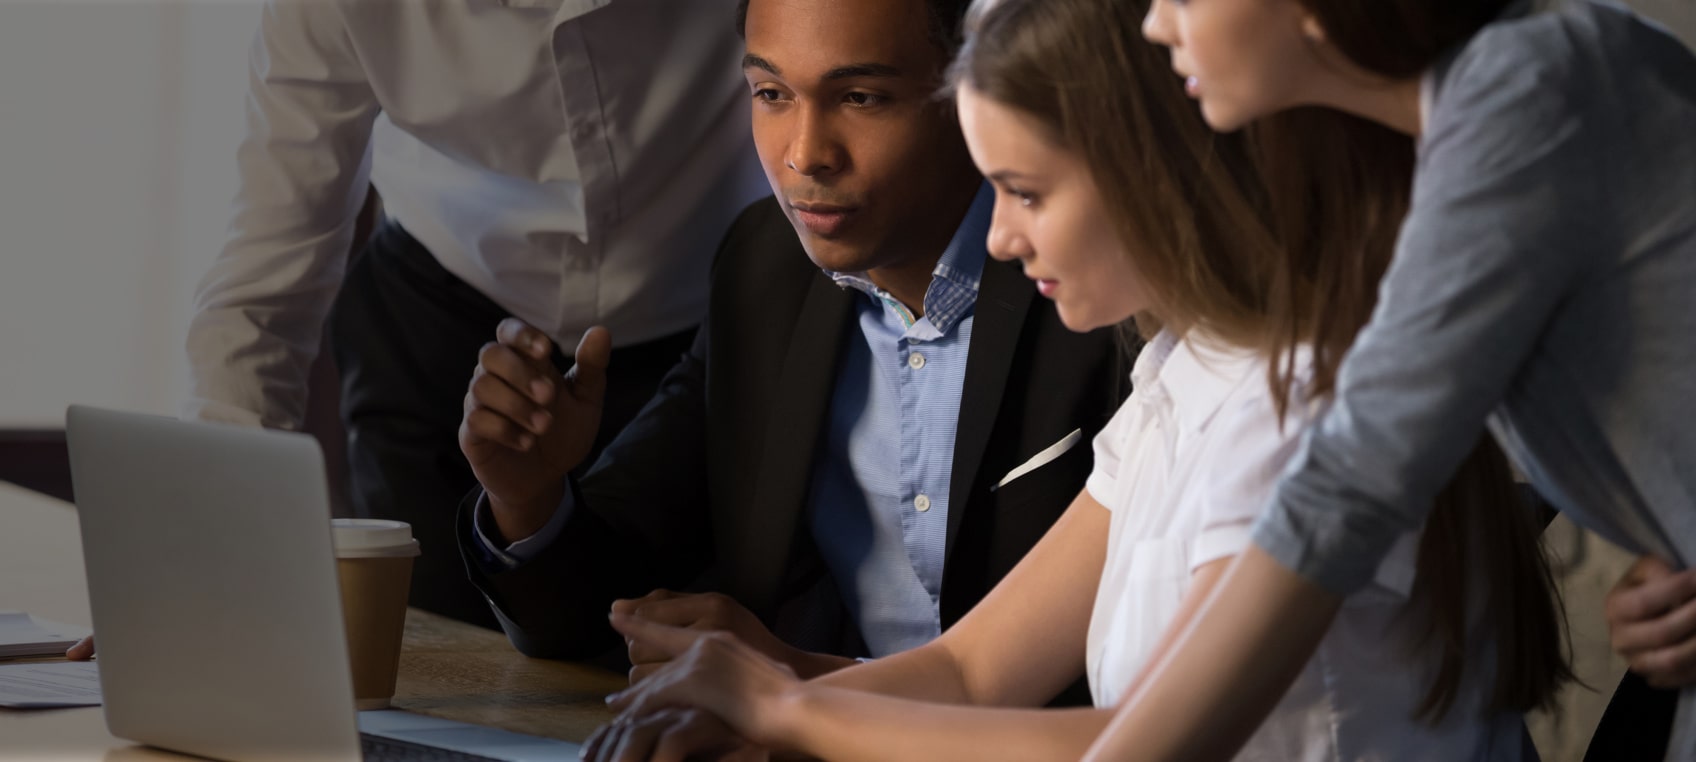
[{"xmin": 67, "ymin": 405, "xmax": 361, "ymax": 762}]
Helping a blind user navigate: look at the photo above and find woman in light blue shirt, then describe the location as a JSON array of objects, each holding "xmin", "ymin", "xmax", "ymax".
[{"xmin": 1087, "ymin": 1, "xmax": 1696, "ymax": 759}]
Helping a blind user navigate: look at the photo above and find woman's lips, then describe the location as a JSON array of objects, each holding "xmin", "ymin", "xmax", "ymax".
[
  {"xmin": 1184, "ymin": 75, "xmax": 1201, "ymax": 98},
  {"xmin": 791, "ymin": 203, "xmax": 858, "ymax": 237},
  {"xmin": 1036, "ymin": 279, "xmax": 1058, "ymax": 298}
]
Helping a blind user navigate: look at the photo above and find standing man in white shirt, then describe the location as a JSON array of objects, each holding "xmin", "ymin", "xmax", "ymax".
[{"xmin": 184, "ymin": 0, "xmax": 768, "ymax": 630}]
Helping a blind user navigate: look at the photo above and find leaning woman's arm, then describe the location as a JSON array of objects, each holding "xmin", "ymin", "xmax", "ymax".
[
  {"xmin": 1082, "ymin": 548, "xmax": 1338, "ymax": 760},
  {"xmin": 1085, "ymin": 37, "xmax": 1599, "ymax": 762}
]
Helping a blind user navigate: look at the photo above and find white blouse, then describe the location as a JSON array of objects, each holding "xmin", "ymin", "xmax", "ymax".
[{"xmin": 1084, "ymin": 330, "xmax": 1528, "ymax": 760}]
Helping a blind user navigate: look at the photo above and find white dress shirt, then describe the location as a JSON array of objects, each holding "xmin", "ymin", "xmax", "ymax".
[
  {"xmin": 1085, "ymin": 330, "xmax": 1528, "ymax": 760},
  {"xmin": 185, "ymin": 0, "xmax": 768, "ymax": 429}
]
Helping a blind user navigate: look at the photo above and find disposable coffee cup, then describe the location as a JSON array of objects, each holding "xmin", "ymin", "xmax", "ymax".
[{"xmin": 331, "ymin": 518, "xmax": 421, "ymax": 710}]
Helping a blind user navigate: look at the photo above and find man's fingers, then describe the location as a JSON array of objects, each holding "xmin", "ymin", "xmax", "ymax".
[
  {"xmin": 65, "ymin": 635, "xmax": 95, "ymax": 661},
  {"xmin": 463, "ymin": 407, "xmax": 535, "ymax": 452},
  {"xmin": 628, "ymin": 663, "xmax": 661, "ymax": 685},
  {"xmin": 478, "ymin": 341, "xmax": 556, "ymax": 406},
  {"xmin": 631, "ymin": 593, "xmax": 731, "ymax": 629},
  {"xmin": 630, "ymin": 636, "xmax": 691, "ymax": 667},
  {"xmin": 719, "ymin": 746, "xmax": 769, "ymax": 762},
  {"xmin": 565, "ymin": 326, "xmax": 612, "ymax": 408},
  {"xmin": 1631, "ymin": 634, "xmax": 1696, "ymax": 690},
  {"xmin": 496, "ymin": 318, "xmax": 553, "ymax": 361},
  {"xmin": 612, "ymin": 589, "xmax": 683, "ymax": 617},
  {"xmin": 619, "ymin": 592, "xmax": 699, "ymax": 670},
  {"xmin": 1608, "ymin": 567, "xmax": 1696, "ymax": 624},
  {"xmin": 1613, "ymin": 595, "xmax": 1696, "ymax": 654},
  {"xmin": 610, "ymin": 611, "xmax": 699, "ymax": 662},
  {"xmin": 1625, "ymin": 555, "xmax": 1679, "ymax": 585},
  {"xmin": 469, "ymin": 367, "xmax": 553, "ymax": 436}
]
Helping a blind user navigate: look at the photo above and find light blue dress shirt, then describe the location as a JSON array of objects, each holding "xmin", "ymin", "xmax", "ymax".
[
  {"xmin": 810, "ymin": 183, "xmax": 992, "ymax": 656},
  {"xmin": 475, "ymin": 185, "xmax": 995, "ymax": 658}
]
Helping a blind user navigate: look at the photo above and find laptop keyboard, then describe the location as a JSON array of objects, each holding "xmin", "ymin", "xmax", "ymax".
[{"xmin": 360, "ymin": 733, "xmax": 509, "ymax": 762}]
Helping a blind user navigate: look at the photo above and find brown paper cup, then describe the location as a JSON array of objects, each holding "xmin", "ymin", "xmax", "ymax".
[{"xmin": 331, "ymin": 519, "xmax": 421, "ymax": 711}]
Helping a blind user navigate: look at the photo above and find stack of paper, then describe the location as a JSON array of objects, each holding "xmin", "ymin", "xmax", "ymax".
[
  {"xmin": 0, "ymin": 661, "xmax": 102, "ymax": 708},
  {"xmin": 0, "ymin": 611, "xmax": 90, "ymax": 659}
]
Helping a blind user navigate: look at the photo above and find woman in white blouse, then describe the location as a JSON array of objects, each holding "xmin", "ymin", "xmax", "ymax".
[{"xmin": 576, "ymin": 1, "xmax": 1570, "ymax": 759}]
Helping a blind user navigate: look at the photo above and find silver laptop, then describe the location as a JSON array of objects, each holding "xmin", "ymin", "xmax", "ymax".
[{"xmin": 66, "ymin": 405, "xmax": 583, "ymax": 762}]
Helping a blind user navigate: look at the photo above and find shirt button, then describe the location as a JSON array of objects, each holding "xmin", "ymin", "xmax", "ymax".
[
  {"xmin": 908, "ymin": 352, "xmax": 927, "ymax": 370},
  {"xmin": 914, "ymin": 494, "xmax": 931, "ymax": 512}
]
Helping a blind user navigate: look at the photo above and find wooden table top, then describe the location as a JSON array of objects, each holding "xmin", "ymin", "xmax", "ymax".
[
  {"xmin": 393, "ymin": 608, "xmax": 623, "ymax": 743},
  {"xmin": 0, "ymin": 481, "xmax": 622, "ymax": 760}
]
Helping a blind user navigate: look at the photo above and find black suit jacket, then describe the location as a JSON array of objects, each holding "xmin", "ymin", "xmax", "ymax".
[{"xmin": 459, "ymin": 197, "xmax": 1120, "ymax": 684}]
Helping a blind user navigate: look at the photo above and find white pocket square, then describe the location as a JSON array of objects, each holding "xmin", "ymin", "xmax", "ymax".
[{"xmin": 991, "ymin": 428, "xmax": 1083, "ymax": 492}]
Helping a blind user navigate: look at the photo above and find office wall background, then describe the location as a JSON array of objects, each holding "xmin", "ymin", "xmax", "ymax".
[
  {"xmin": 0, "ymin": 1, "xmax": 260, "ymax": 426},
  {"xmin": 0, "ymin": 0, "xmax": 1690, "ymax": 760},
  {"xmin": 0, "ymin": 0, "xmax": 1690, "ymax": 426}
]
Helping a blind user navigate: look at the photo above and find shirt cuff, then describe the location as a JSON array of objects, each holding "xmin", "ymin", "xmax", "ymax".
[
  {"xmin": 1085, "ymin": 472, "xmax": 1117, "ymax": 512},
  {"xmin": 472, "ymin": 486, "xmax": 573, "ymax": 571},
  {"xmin": 1251, "ymin": 494, "xmax": 1396, "ymax": 596}
]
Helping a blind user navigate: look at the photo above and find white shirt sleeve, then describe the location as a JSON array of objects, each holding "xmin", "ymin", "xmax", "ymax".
[
  {"xmin": 1085, "ymin": 399, "xmax": 1137, "ymax": 510},
  {"xmin": 1191, "ymin": 386, "xmax": 1418, "ymax": 600},
  {"xmin": 1187, "ymin": 389, "xmax": 1313, "ymax": 572},
  {"xmin": 181, "ymin": 0, "xmax": 380, "ymax": 430}
]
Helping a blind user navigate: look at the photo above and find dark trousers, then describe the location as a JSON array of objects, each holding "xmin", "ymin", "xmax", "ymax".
[
  {"xmin": 327, "ymin": 220, "xmax": 696, "ymax": 630},
  {"xmin": 1584, "ymin": 670, "xmax": 1677, "ymax": 761}
]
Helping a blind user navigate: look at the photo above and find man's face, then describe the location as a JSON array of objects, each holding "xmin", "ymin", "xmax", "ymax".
[{"xmin": 744, "ymin": 0, "xmax": 979, "ymax": 274}]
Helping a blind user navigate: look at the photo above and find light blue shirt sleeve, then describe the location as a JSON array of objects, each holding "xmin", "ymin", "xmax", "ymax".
[
  {"xmin": 1250, "ymin": 17, "xmax": 1600, "ymax": 594},
  {"xmin": 470, "ymin": 487, "xmax": 574, "ymax": 571}
]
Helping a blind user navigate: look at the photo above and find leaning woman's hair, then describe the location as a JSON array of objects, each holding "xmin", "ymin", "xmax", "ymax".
[
  {"xmin": 952, "ymin": 0, "xmax": 1570, "ymax": 722},
  {"xmin": 1294, "ymin": 0, "xmax": 1516, "ymax": 78}
]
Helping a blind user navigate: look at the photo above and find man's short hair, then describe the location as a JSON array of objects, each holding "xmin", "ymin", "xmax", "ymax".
[{"xmin": 734, "ymin": 0, "xmax": 973, "ymax": 59}]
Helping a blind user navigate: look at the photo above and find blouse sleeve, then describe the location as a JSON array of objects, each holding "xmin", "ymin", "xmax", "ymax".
[
  {"xmin": 1085, "ymin": 399, "xmax": 1139, "ymax": 511},
  {"xmin": 1189, "ymin": 383, "xmax": 1314, "ymax": 572}
]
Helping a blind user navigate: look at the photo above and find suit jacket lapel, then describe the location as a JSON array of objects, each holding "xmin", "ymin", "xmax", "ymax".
[
  {"xmin": 944, "ymin": 258, "xmax": 1035, "ymax": 568},
  {"xmin": 731, "ymin": 272, "xmax": 854, "ymax": 613}
]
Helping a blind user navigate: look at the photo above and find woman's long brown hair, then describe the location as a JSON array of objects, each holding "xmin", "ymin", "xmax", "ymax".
[{"xmin": 953, "ymin": 0, "xmax": 1571, "ymax": 722}]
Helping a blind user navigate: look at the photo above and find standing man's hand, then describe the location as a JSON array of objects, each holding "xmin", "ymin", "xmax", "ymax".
[
  {"xmin": 1606, "ymin": 555, "xmax": 1696, "ymax": 689},
  {"xmin": 459, "ymin": 319, "xmax": 611, "ymax": 543},
  {"xmin": 613, "ymin": 590, "xmax": 857, "ymax": 685}
]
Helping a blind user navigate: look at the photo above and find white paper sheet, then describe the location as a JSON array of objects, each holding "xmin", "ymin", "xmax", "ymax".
[
  {"xmin": 0, "ymin": 611, "xmax": 90, "ymax": 658},
  {"xmin": 0, "ymin": 661, "xmax": 102, "ymax": 708}
]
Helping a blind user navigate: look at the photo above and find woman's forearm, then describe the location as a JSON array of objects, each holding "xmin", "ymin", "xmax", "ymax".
[
  {"xmin": 1082, "ymin": 546, "xmax": 1339, "ymax": 760},
  {"xmin": 773, "ymin": 682, "xmax": 1113, "ymax": 762},
  {"xmin": 809, "ymin": 641, "xmax": 976, "ymax": 705}
]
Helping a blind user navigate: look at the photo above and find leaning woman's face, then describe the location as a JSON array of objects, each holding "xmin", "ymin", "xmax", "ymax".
[
  {"xmin": 1140, "ymin": 0, "xmax": 1319, "ymax": 131},
  {"xmin": 956, "ymin": 85, "xmax": 1147, "ymax": 333}
]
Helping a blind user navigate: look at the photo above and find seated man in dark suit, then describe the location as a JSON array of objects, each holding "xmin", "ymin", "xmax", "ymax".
[{"xmin": 454, "ymin": 0, "xmax": 1118, "ymax": 681}]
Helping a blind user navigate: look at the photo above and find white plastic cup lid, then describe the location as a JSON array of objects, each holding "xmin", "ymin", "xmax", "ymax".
[{"xmin": 331, "ymin": 518, "xmax": 421, "ymax": 559}]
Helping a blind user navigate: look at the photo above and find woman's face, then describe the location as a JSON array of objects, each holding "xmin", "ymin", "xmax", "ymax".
[
  {"xmin": 956, "ymin": 84, "xmax": 1148, "ymax": 333},
  {"xmin": 1141, "ymin": 0, "xmax": 1322, "ymax": 131}
]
